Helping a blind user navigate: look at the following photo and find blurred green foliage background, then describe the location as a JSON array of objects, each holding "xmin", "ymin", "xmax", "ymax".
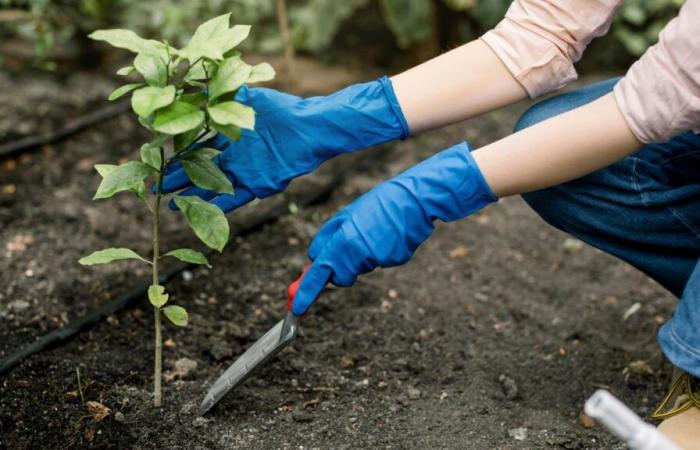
[{"xmin": 0, "ymin": 0, "xmax": 684, "ymax": 69}]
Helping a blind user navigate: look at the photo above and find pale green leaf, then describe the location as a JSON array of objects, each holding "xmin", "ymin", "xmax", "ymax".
[
  {"xmin": 153, "ymin": 101, "xmax": 205, "ymax": 135},
  {"xmin": 173, "ymin": 195, "xmax": 230, "ymax": 252},
  {"xmin": 180, "ymin": 92, "xmax": 207, "ymax": 108},
  {"xmin": 211, "ymin": 122, "xmax": 241, "ymax": 141},
  {"xmin": 89, "ymin": 29, "xmax": 165, "ymax": 55},
  {"xmin": 140, "ymin": 143, "xmax": 162, "ymax": 170},
  {"xmin": 223, "ymin": 25, "xmax": 251, "ymax": 52},
  {"xmin": 164, "ymin": 248, "xmax": 211, "ymax": 267},
  {"xmin": 108, "ymin": 83, "xmax": 144, "ymax": 101},
  {"xmin": 180, "ymin": 151, "xmax": 233, "ymax": 194},
  {"xmin": 95, "ymin": 164, "xmax": 117, "ymax": 177},
  {"xmin": 163, "ymin": 305, "xmax": 188, "ymax": 326},
  {"xmin": 195, "ymin": 147, "xmax": 221, "ymax": 159},
  {"xmin": 93, "ymin": 161, "xmax": 153, "ymax": 199},
  {"xmin": 208, "ymin": 101, "xmax": 255, "ymax": 130},
  {"xmin": 116, "ymin": 66, "xmax": 135, "ymax": 76},
  {"xmin": 208, "ymin": 56, "xmax": 251, "ymax": 100},
  {"xmin": 178, "ymin": 43, "xmax": 223, "ymax": 62},
  {"xmin": 247, "ymin": 62, "xmax": 275, "ymax": 84},
  {"xmin": 134, "ymin": 52, "xmax": 167, "ymax": 86},
  {"xmin": 188, "ymin": 13, "xmax": 231, "ymax": 48},
  {"xmin": 148, "ymin": 284, "xmax": 169, "ymax": 307},
  {"xmin": 131, "ymin": 85, "xmax": 176, "ymax": 118},
  {"xmin": 79, "ymin": 247, "xmax": 149, "ymax": 265}
]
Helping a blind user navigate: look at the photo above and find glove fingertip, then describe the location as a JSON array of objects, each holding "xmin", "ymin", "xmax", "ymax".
[{"xmin": 291, "ymin": 263, "xmax": 332, "ymax": 316}]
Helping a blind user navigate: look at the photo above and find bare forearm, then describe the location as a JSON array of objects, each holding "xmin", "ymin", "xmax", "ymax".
[
  {"xmin": 391, "ymin": 40, "xmax": 527, "ymax": 134},
  {"xmin": 473, "ymin": 93, "xmax": 642, "ymax": 198}
]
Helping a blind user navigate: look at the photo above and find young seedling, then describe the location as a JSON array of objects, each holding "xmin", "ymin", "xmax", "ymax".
[{"xmin": 78, "ymin": 14, "xmax": 275, "ymax": 407}]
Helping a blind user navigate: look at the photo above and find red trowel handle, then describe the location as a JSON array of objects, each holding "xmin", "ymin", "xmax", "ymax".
[{"xmin": 287, "ymin": 262, "xmax": 311, "ymax": 311}]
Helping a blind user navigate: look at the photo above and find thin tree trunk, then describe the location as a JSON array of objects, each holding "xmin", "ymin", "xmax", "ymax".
[
  {"xmin": 152, "ymin": 149, "xmax": 165, "ymax": 408},
  {"xmin": 276, "ymin": 0, "xmax": 296, "ymax": 85}
]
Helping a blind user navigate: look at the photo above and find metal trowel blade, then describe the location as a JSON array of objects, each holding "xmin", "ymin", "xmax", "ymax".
[{"xmin": 199, "ymin": 312, "xmax": 299, "ymax": 415}]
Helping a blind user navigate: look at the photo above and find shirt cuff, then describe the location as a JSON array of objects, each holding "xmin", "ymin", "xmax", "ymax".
[{"xmin": 481, "ymin": 22, "xmax": 578, "ymax": 99}]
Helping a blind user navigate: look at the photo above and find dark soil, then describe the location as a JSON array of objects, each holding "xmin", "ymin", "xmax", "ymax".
[{"xmin": 0, "ymin": 68, "xmax": 676, "ymax": 449}]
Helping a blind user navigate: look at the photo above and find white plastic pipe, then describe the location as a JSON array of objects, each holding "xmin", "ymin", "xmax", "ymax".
[{"xmin": 585, "ymin": 389, "xmax": 680, "ymax": 450}]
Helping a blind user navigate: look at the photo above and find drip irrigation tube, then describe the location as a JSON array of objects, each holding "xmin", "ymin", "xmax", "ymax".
[{"xmin": 0, "ymin": 101, "xmax": 130, "ymax": 159}]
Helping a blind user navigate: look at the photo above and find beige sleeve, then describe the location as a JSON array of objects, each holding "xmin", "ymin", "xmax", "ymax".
[
  {"xmin": 613, "ymin": 0, "xmax": 700, "ymax": 143},
  {"xmin": 480, "ymin": 0, "xmax": 622, "ymax": 98}
]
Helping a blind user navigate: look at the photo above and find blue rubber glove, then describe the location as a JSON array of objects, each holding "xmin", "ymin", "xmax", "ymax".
[
  {"xmin": 161, "ymin": 76, "xmax": 409, "ymax": 212},
  {"xmin": 290, "ymin": 141, "xmax": 498, "ymax": 316}
]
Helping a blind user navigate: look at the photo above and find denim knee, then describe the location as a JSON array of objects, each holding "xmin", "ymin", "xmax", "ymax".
[{"xmin": 513, "ymin": 77, "xmax": 621, "ymax": 133}]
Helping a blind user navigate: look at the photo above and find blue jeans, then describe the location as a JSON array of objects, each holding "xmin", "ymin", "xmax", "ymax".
[{"xmin": 515, "ymin": 78, "xmax": 700, "ymax": 378}]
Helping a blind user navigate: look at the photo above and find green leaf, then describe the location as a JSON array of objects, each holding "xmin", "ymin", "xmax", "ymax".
[
  {"xmin": 179, "ymin": 16, "xmax": 250, "ymax": 62},
  {"xmin": 116, "ymin": 66, "xmax": 135, "ymax": 76},
  {"xmin": 247, "ymin": 62, "xmax": 275, "ymax": 84},
  {"xmin": 188, "ymin": 13, "xmax": 231, "ymax": 48},
  {"xmin": 148, "ymin": 284, "xmax": 169, "ymax": 307},
  {"xmin": 140, "ymin": 143, "xmax": 162, "ymax": 170},
  {"xmin": 131, "ymin": 85, "xmax": 176, "ymax": 118},
  {"xmin": 223, "ymin": 25, "xmax": 251, "ymax": 52},
  {"xmin": 93, "ymin": 161, "xmax": 153, "ymax": 199},
  {"xmin": 208, "ymin": 56, "xmax": 251, "ymax": 100},
  {"xmin": 622, "ymin": 4, "xmax": 646, "ymax": 25},
  {"xmin": 95, "ymin": 164, "xmax": 117, "ymax": 177},
  {"xmin": 164, "ymin": 248, "xmax": 211, "ymax": 267},
  {"xmin": 163, "ymin": 305, "xmax": 188, "ymax": 326},
  {"xmin": 180, "ymin": 92, "xmax": 207, "ymax": 108},
  {"xmin": 79, "ymin": 248, "xmax": 149, "ymax": 265},
  {"xmin": 89, "ymin": 29, "xmax": 165, "ymax": 55},
  {"xmin": 134, "ymin": 52, "xmax": 167, "ymax": 86},
  {"xmin": 208, "ymin": 101, "xmax": 255, "ymax": 130},
  {"xmin": 174, "ymin": 123, "xmax": 205, "ymax": 153},
  {"xmin": 211, "ymin": 122, "xmax": 241, "ymax": 141},
  {"xmin": 153, "ymin": 101, "xmax": 205, "ymax": 135},
  {"xmin": 179, "ymin": 150, "xmax": 233, "ymax": 194},
  {"xmin": 173, "ymin": 195, "xmax": 230, "ymax": 252},
  {"xmin": 108, "ymin": 83, "xmax": 144, "ymax": 101},
  {"xmin": 196, "ymin": 147, "xmax": 221, "ymax": 159},
  {"xmin": 178, "ymin": 43, "xmax": 224, "ymax": 62}
]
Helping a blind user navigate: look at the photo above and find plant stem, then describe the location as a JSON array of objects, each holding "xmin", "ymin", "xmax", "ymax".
[{"xmin": 152, "ymin": 147, "xmax": 165, "ymax": 408}]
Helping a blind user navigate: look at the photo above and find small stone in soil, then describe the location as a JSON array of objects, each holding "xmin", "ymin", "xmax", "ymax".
[
  {"xmin": 193, "ymin": 417, "xmax": 210, "ymax": 428},
  {"xmin": 165, "ymin": 357, "xmax": 198, "ymax": 381},
  {"xmin": 339, "ymin": 355, "xmax": 355, "ymax": 368},
  {"xmin": 292, "ymin": 408, "xmax": 313, "ymax": 423},
  {"xmin": 407, "ymin": 387, "xmax": 421, "ymax": 399},
  {"xmin": 114, "ymin": 411, "xmax": 125, "ymax": 423},
  {"xmin": 508, "ymin": 427, "xmax": 528, "ymax": 441},
  {"xmin": 498, "ymin": 374, "xmax": 518, "ymax": 400},
  {"xmin": 208, "ymin": 342, "xmax": 233, "ymax": 361},
  {"xmin": 579, "ymin": 413, "xmax": 595, "ymax": 428}
]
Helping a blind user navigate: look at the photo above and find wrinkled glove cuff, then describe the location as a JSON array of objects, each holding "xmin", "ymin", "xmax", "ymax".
[{"xmin": 377, "ymin": 76, "xmax": 410, "ymax": 140}]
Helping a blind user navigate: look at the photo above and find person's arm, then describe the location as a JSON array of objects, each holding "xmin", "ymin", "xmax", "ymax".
[
  {"xmin": 392, "ymin": 0, "xmax": 623, "ymax": 133},
  {"xmin": 291, "ymin": 92, "xmax": 641, "ymax": 315},
  {"xmin": 391, "ymin": 40, "xmax": 527, "ymax": 133},
  {"xmin": 474, "ymin": 92, "xmax": 640, "ymax": 197}
]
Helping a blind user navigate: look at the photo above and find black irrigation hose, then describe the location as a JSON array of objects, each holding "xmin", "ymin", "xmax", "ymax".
[
  {"xmin": 0, "ymin": 101, "xmax": 130, "ymax": 159},
  {"xmin": 0, "ymin": 166, "xmax": 348, "ymax": 376},
  {"xmin": 0, "ymin": 261, "xmax": 188, "ymax": 376}
]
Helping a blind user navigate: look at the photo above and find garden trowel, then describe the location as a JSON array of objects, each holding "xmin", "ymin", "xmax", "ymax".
[{"xmin": 199, "ymin": 265, "xmax": 309, "ymax": 415}]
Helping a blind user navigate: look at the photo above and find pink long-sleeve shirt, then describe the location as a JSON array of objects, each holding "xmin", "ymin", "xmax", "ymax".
[{"xmin": 481, "ymin": 0, "xmax": 700, "ymax": 144}]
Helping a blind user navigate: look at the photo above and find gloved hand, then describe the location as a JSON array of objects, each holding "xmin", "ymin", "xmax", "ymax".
[
  {"xmin": 161, "ymin": 76, "xmax": 409, "ymax": 212},
  {"xmin": 290, "ymin": 141, "xmax": 498, "ymax": 316}
]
